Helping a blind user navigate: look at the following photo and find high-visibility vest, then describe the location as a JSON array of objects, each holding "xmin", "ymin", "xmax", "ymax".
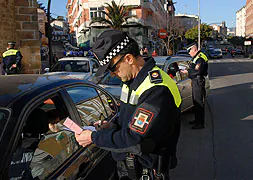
[
  {"xmin": 120, "ymin": 66, "xmax": 182, "ymax": 107},
  {"xmin": 193, "ymin": 52, "xmax": 208, "ymax": 64},
  {"xmin": 3, "ymin": 49, "xmax": 19, "ymax": 57}
]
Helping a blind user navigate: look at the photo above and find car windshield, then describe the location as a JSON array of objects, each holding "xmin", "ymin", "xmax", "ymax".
[
  {"xmin": 50, "ymin": 60, "xmax": 90, "ymax": 73},
  {"xmin": 0, "ymin": 108, "xmax": 10, "ymax": 133}
]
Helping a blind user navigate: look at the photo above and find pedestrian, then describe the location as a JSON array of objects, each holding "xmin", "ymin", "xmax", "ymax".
[
  {"xmin": 2, "ymin": 41, "xmax": 23, "ymax": 75},
  {"xmin": 140, "ymin": 48, "xmax": 144, "ymax": 56},
  {"xmin": 74, "ymin": 29, "xmax": 182, "ymax": 179},
  {"xmin": 181, "ymin": 43, "xmax": 208, "ymax": 129}
]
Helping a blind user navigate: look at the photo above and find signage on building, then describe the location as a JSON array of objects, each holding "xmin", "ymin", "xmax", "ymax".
[
  {"xmin": 158, "ymin": 29, "xmax": 168, "ymax": 39},
  {"xmin": 244, "ymin": 41, "xmax": 251, "ymax": 46}
]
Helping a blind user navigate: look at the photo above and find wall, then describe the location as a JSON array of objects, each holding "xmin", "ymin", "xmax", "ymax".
[{"xmin": 0, "ymin": 0, "xmax": 41, "ymax": 73}]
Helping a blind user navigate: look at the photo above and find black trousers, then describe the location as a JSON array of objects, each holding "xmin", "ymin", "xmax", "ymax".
[{"xmin": 192, "ymin": 77, "xmax": 206, "ymax": 126}]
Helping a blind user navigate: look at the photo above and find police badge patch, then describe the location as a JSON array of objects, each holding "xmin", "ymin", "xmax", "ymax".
[{"xmin": 129, "ymin": 108, "xmax": 154, "ymax": 135}]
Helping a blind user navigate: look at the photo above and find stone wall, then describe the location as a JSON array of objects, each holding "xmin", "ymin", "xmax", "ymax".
[{"xmin": 0, "ymin": 0, "xmax": 41, "ymax": 73}]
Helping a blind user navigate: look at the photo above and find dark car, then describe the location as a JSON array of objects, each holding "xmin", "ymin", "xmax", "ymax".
[
  {"xmin": 0, "ymin": 74, "xmax": 118, "ymax": 180},
  {"xmin": 209, "ymin": 48, "xmax": 223, "ymax": 59}
]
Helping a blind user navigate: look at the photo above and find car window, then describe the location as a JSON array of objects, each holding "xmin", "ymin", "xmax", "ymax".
[
  {"xmin": 66, "ymin": 86, "xmax": 113, "ymax": 125},
  {"xmin": 177, "ymin": 61, "xmax": 189, "ymax": 80},
  {"xmin": 100, "ymin": 75, "xmax": 121, "ymax": 85},
  {"xmin": 90, "ymin": 59, "xmax": 99, "ymax": 69},
  {"xmin": 51, "ymin": 60, "xmax": 90, "ymax": 73},
  {"xmin": 9, "ymin": 95, "xmax": 80, "ymax": 180},
  {"xmin": 0, "ymin": 108, "xmax": 11, "ymax": 135},
  {"xmin": 167, "ymin": 62, "xmax": 181, "ymax": 81}
]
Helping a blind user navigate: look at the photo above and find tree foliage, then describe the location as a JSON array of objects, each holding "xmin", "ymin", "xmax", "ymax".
[
  {"xmin": 89, "ymin": 0, "xmax": 135, "ymax": 30},
  {"xmin": 185, "ymin": 23, "xmax": 213, "ymax": 43}
]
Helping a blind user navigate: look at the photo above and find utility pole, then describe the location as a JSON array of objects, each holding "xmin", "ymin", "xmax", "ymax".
[
  {"xmin": 198, "ymin": 0, "xmax": 201, "ymax": 50},
  {"xmin": 47, "ymin": 0, "xmax": 52, "ymax": 67}
]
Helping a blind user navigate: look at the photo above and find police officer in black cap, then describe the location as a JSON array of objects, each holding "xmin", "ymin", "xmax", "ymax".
[
  {"xmin": 2, "ymin": 41, "xmax": 23, "ymax": 75},
  {"xmin": 181, "ymin": 43, "xmax": 208, "ymax": 129},
  {"xmin": 75, "ymin": 29, "xmax": 182, "ymax": 179}
]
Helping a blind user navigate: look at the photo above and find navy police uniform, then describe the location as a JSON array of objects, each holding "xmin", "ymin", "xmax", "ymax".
[
  {"xmin": 2, "ymin": 42, "xmax": 23, "ymax": 74},
  {"xmin": 188, "ymin": 50, "xmax": 208, "ymax": 128},
  {"xmin": 90, "ymin": 30, "xmax": 182, "ymax": 179}
]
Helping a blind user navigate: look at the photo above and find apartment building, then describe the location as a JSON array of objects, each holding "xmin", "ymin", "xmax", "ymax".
[
  {"xmin": 246, "ymin": 0, "xmax": 253, "ymax": 37},
  {"xmin": 236, "ymin": 6, "xmax": 246, "ymax": 37},
  {"xmin": 66, "ymin": 0, "xmax": 173, "ymax": 54},
  {"xmin": 174, "ymin": 14, "xmax": 198, "ymax": 31}
]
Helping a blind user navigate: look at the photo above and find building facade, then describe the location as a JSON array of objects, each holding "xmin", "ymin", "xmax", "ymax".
[
  {"xmin": 236, "ymin": 6, "xmax": 246, "ymax": 37},
  {"xmin": 174, "ymin": 14, "xmax": 198, "ymax": 31},
  {"xmin": 0, "ymin": 0, "xmax": 41, "ymax": 73},
  {"xmin": 66, "ymin": 0, "xmax": 171, "ymax": 55},
  {"xmin": 246, "ymin": 0, "xmax": 253, "ymax": 37}
]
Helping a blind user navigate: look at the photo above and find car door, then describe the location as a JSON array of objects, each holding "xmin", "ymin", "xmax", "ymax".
[
  {"xmin": 165, "ymin": 60, "xmax": 193, "ymax": 111},
  {"xmin": 64, "ymin": 84, "xmax": 118, "ymax": 179},
  {"xmin": 8, "ymin": 91, "xmax": 83, "ymax": 180}
]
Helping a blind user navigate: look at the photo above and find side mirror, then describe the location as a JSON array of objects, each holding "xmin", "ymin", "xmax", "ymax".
[
  {"xmin": 92, "ymin": 68, "xmax": 98, "ymax": 73},
  {"xmin": 44, "ymin": 68, "xmax": 50, "ymax": 73}
]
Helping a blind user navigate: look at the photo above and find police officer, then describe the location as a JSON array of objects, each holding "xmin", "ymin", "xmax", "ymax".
[
  {"xmin": 75, "ymin": 29, "xmax": 182, "ymax": 179},
  {"xmin": 2, "ymin": 41, "xmax": 23, "ymax": 75},
  {"xmin": 182, "ymin": 43, "xmax": 208, "ymax": 129}
]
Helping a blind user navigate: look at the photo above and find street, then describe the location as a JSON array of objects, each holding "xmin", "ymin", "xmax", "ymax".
[{"xmin": 170, "ymin": 55, "xmax": 253, "ymax": 180}]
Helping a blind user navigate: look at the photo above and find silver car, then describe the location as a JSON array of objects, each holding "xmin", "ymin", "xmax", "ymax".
[
  {"xmin": 95, "ymin": 56, "xmax": 210, "ymax": 112},
  {"xmin": 44, "ymin": 57, "xmax": 100, "ymax": 79}
]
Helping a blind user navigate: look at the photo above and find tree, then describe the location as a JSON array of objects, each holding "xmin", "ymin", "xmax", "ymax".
[
  {"xmin": 89, "ymin": 0, "xmax": 135, "ymax": 30},
  {"xmin": 185, "ymin": 23, "xmax": 213, "ymax": 45}
]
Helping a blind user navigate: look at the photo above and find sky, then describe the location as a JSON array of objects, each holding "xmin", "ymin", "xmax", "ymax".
[{"xmin": 38, "ymin": 0, "xmax": 246, "ymax": 28}]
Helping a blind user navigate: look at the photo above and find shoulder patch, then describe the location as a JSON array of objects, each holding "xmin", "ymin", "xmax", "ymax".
[
  {"xmin": 129, "ymin": 108, "xmax": 154, "ymax": 135},
  {"xmin": 148, "ymin": 70, "xmax": 162, "ymax": 84}
]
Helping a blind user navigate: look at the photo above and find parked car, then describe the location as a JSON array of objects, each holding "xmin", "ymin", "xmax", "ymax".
[
  {"xmin": 93, "ymin": 56, "xmax": 210, "ymax": 112},
  {"xmin": 209, "ymin": 48, "xmax": 223, "ymax": 59},
  {"xmin": 45, "ymin": 57, "xmax": 100, "ymax": 79},
  {"xmin": 235, "ymin": 48, "xmax": 243, "ymax": 55},
  {"xmin": 0, "ymin": 74, "xmax": 118, "ymax": 179}
]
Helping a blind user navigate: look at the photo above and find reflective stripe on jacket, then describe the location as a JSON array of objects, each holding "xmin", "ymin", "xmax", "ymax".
[
  {"xmin": 3, "ymin": 49, "xmax": 19, "ymax": 57},
  {"xmin": 120, "ymin": 66, "xmax": 182, "ymax": 107},
  {"xmin": 193, "ymin": 52, "xmax": 208, "ymax": 64}
]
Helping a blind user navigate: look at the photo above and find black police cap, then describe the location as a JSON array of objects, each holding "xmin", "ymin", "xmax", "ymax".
[
  {"xmin": 8, "ymin": 41, "xmax": 16, "ymax": 45},
  {"xmin": 186, "ymin": 43, "xmax": 197, "ymax": 51},
  {"xmin": 91, "ymin": 29, "xmax": 133, "ymax": 76}
]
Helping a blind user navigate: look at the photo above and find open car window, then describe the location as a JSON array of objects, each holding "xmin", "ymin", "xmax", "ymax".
[{"xmin": 9, "ymin": 95, "xmax": 80, "ymax": 180}]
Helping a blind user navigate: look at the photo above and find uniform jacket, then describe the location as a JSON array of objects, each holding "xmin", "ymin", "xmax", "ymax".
[
  {"xmin": 2, "ymin": 48, "xmax": 23, "ymax": 73},
  {"xmin": 188, "ymin": 51, "xmax": 208, "ymax": 79},
  {"xmin": 91, "ymin": 57, "xmax": 181, "ymax": 168}
]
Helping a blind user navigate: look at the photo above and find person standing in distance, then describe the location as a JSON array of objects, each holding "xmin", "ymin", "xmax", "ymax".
[
  {"xmin": 74, "ymin": 29, "xmax": 182, "ymax": 179},
  {"xmin": 181, "ymin": 43, "xmax": 208, "ymax": 129},
  {"xmin": 2, "ymin": 41, "xmax": 23, "ymax": 75}
]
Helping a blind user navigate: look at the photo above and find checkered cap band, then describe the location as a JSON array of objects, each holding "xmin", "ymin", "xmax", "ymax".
[{"xmin": 99, "ymin": 36, "xmax": 130, "ymax": 66}]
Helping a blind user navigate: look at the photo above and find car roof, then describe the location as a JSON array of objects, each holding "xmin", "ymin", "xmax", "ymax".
[
  {"xmin": 0, "ymin": 74, "xmax": 91, "ymax": 107},
  {"xmin": 58, "ymin": 57, "xmax": 93, "ymax": 61},
  {"xmin": 153, "ymin": 55, "xmax": 191, "ymax": 65}
]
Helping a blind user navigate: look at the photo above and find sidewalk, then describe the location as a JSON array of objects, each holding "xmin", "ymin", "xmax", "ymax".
[{"xmin": 170, "ymin": 103, "xmax": 215, "ymax": 180}]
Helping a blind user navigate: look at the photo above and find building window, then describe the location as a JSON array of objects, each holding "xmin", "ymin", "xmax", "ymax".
[{"xmin": 90, "ymin": 7, "xmax": 105, "ymax": 19}]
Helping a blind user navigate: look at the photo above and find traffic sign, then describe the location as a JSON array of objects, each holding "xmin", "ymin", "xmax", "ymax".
[
  {"xmin": 158, "ymin": 29, "xmax": 168, "ymax": 39},
  {"xmin": 244, "ymin": 41, "xmax": 251, "ymax": 46}
]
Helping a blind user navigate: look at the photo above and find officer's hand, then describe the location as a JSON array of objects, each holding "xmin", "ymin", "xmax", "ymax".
[
  {"xmin": 75, "ymin": 130, "xmax": 93, "ymax": 147},
  {"xmin": 12, "ymin": 64, "xmax": 17, "ymax": 68}
]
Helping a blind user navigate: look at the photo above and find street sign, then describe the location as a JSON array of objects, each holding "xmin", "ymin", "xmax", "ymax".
[
  {"xmin": 244, "ymin": 41, "xmax": 251, "ymax": 46},
  {"xmin": 158, "ymin": 29, "xmax": 168, "ymax": 39}
]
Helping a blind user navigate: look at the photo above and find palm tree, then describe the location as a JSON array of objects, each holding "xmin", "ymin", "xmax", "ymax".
[{"xmin": 90, "ymin": 0, "xmax": 135, "ymax": 30}]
